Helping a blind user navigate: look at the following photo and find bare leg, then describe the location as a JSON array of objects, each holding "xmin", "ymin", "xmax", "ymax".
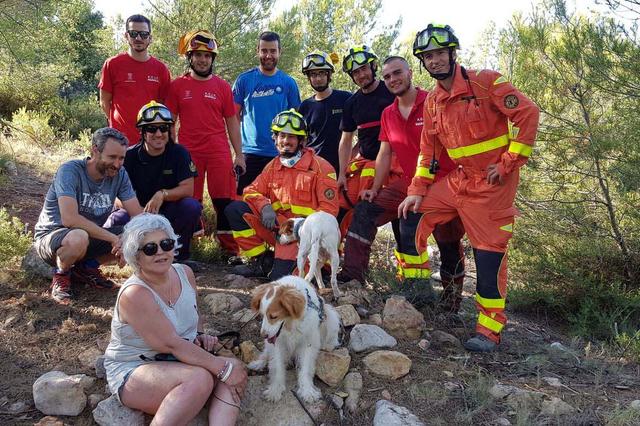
[
  {"xmin": 56, "ymin": 229, "xmax": 89, "ymax": 270},
  {"xmin": 209, "ymin": 382, "xmax": 241, "ymax": 426},
  {"xmin": 120, "ymin": 362, "xmax": 213, "ymax": 426}
]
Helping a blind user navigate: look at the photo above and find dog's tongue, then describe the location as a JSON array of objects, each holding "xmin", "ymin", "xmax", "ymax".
[{"xmin": 266, "ymin": 335, "xmax": 277, "ymax": 345}]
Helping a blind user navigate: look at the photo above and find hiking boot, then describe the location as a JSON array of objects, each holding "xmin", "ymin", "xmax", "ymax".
[
  {"xmin": 232, "ymin": 251, "xmax": 273, "ymax": 278},
  {"xmin": 464, "ymin": 334, "xmax": 497, "ymax": 352},
  {"xmin": 401, "ymin": 279, "xmax": 437, "ymax": 309},
  {"xmin": 51, "ymin": 273, "xmax": 73, "ymax": 305},
  {"xmin": 71, "ymin": 265, "xmax": 115, "ymax": 289}
]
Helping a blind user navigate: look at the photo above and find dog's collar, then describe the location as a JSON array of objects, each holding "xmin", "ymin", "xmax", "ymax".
[
  {"xmin": 305, "ymin": 288, "xmax": 325, "ymax": 322},
  {"xmin": 293, "ymin": 219, "xmax": 304, "ymax": 241}
]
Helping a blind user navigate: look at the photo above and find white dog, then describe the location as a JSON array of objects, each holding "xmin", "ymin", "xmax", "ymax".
[
  {"xmin": 248, "ymin": 275, "xmax": 341, "ymax": 402},
  {"xmin": 278, "ymin": 211, "xmax": 342, "ymax": 298}
]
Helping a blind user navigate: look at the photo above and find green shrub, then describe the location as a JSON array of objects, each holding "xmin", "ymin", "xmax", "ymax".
[
  {"xmin": 0, "ymin": 208, "xmax": 32, "ymax": 268},
  {"xmin": 10, "ymin": 107, "xmax": 57, "ymax": 148},
  {"xmin": 45, "ymin": 95, "xmax": 107, "ymax": 139}
]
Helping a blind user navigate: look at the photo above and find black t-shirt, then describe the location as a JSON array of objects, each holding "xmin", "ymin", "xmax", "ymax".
[
  {"xmin": 340, "ymin": 82, "xmax": 395, "ymax": 160},
  {"xmin": 299, "ymin": 89, "xmax": 351, "ymax": 173},
  {"xmin": 124, "ymin": 143, "xmax": 198, "ymax": 206}
]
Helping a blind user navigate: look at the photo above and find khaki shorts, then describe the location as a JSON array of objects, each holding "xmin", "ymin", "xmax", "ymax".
[{"xmin": 34, "ymin": 226, "xmax": 123, "ymax": 267}]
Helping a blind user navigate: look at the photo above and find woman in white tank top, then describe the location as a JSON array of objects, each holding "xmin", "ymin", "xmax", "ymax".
[{"xmin": 104, "ymin": 213, "xmax": 247, "ymax": 425}]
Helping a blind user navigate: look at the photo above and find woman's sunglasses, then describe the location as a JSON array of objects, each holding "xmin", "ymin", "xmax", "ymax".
[{"xmin": 139, "ymin": 238, "xmax": 176, "ymax": 256}]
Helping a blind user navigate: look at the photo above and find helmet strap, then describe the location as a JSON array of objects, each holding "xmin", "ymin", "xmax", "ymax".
[{"xmin": 188, "ymin": 53, "xmax": 214, "ymax": 77}]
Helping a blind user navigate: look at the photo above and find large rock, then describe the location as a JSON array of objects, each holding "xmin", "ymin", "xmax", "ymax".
[
  {"xmin": 22, "ymin": 246, "xmax": 53, "ymax": 279},
  {"xmin": 430, "ymin": 330, "xmax": 462, "ymax": 349},
  {"xmin": 224, "ymin": 274, "xmax": 256, "ymax": 289},
  {"xmin": 349, "ymin": 324, "xmax": 397, "ymax": 353},
  {"xmin": 35, "ymin": 417, "xmax": 64, "ymax": 426},
  {"xmin": 362, "ymin": 351, "xmax": 411, "ymax": 380},
  {"xmin": 382, "ymin": 296, "xmax": 425, "ymax": 339},
  {"xmin": 489, "ymin": 384, "xmax": 544, "ymax": 409},
  {"xmin": 238, "ymin": 371, "xmax": 326, "ymax": 425},
  {"xmin": 540, "ymin": 397, "xmax": 575, "ymax": 416},
  {"xmin": 92, "ymin": 395, "xmax": 144, "ymax": 426},
  {"xmin": 233, "ymin": 308, "xmax": 257, "ymax": 323},
  {"xmin": 373, "ymin": 400, "xmax": 425, "ymax": 426},
  {"xmin": 315, "ymin": 348, "xmax": 351, "ymax": 387},
  {"xmin": 335, "ymin": 304, "xmax": 360, "ymax": 327},
  {"xmin": 33, "ymin": 371, "xmax": 93, "ymax": 416},
  {"xmin": 204, "ymin": 293, "xmax": 243, "ymax": 315},
  {"xmin": 77, "ymin": 346, "xmax": 103, "ymax": 369},
  {"xmin": 95, "ymin": 356, "xmax": 106, "ymax": 379},
  {"xmin": 240, "ymin": 341, "xmax": 261, "ymax": 364},
  {"xmin": 343, "ymin": 371, "xmax": 363, "ymax": 413}
]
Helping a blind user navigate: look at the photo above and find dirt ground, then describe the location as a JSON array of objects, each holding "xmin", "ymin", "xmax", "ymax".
[{"xmin": 1, "ymin": 159, "xmax": 640, "ymax": 425}]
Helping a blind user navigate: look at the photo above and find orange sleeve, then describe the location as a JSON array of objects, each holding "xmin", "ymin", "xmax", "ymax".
[
  {"xmin": 314, "ymin": 158, "xmax": 339, "ymax": 216},
  {"xmin": 242, "ymin": 161, "xmax": 274, "ymax": 213},
  {"xmin": 488, "ymin": 71, "xmax": 540, "ymax": 175},
  {"xmin": 408, "ymin": 98, "xmax": 442, "ymax": 196}
]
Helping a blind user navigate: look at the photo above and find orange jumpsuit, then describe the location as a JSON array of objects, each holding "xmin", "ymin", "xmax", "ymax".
[
  {"xmin": 409, "ymin": 65, "xmax": 539, "ymax": 343},
  {"xmin": 225, "ymin": 148, "xmax": 339, "ymax": 279}
]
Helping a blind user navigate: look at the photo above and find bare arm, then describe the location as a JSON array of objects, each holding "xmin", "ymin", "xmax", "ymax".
[
  {"xmin": 99, "ymin": 89, "xmax": 112, "ymax": 119},
  {"xmin": 120, "ymin": 197, "xmax": 143, "ymax": 217},
  {"xmin": 225, "ymin": 115, "xmax": 245, "ymax": 173},
  {"xmin": 142, "ymin": 178, "xmax": 194, "ymax": 214}
]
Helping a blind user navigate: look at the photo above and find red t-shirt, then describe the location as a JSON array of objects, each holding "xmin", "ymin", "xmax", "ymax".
[
  {"xmin": 379, "ymin": 88, "xmax": 455, "ymax": 183},
  {"xmin": 166, "ymin": 74, "xmax": 236, "ymax": 157},
  {"xmin": 98, "ymin": 53, "xmax": 171, "ymax": 146}
]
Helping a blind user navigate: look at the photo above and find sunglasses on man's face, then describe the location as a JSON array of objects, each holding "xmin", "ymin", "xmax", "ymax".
[
  {"xmin": 127, "ymin": 30, "xmax": 150, "ymax": 40},
  {"xmin": 144, "ymin": 124, "xmax": 170, "ymax": 134},
  {"xmin": 139, "ymin": 238, "xmax": 176, "ymax": 256}
]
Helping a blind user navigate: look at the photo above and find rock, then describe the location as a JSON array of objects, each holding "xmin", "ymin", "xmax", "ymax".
[
  {"xmin": 541, "ymin": 397, "xmax": 575, "ymax": 416},
  {"xmin": 88, "ymin": 393, "xmax": 106, "ymax": 409},
  {"xmin": 444, "ymin": 382, "xmax": 458, "ymax": 391},
  {"xmin": 494, "ymin": 418, "xmax": 512, "ymax": 426},
  {"xmin": 315, "ymin": 348, "xmax": 351, "ymax": 386},
  {"xmin": 355, "ymin": 305, "xmax": 369, "ymax": 318},
  {"xmin": 382, "ymin": 296, "xmax": 425, "ymax": 339},
  {"xmin": 204, "ymin": 293, "xmax": 243, "ymax": 315},
  {"xmin": 549, "ymin": 342, "xmax": 568, "ymax": 352},
  {"xmin": 373, "ymin": 400, "xmax": 425, "ymax": 426},
  {"xmin": 630, "ymin": 400, "xmax": 640, "ymax": 410},
  {"xmin": 4, "ymin": 160, "xmax": 17, "ymax": 176},
  {"xmin": 369, "ymin": 313, "xmax": 383, "ymax": 326},
  {"xmin": 224, "ymin": 274, "xmax": 255, "ymax": 289},
  {"xmin": 490, "ymin": 384, "xmax": 519, "ymax": 399},
  {"xmin": 35, "ymin": 416, "xmax": 64, "ymax": 426},
  {"xmin": 78, "ymin": 346, "xmax": 102, "ymax": 369},
  {"xmin": 418, "ymin": 339, "xmax": 430, "ymax": 351},
  {"xmin": 362, "ymin": 350, "xmax": 411, "ymax": 380},
  {"xmin": 343, "ymin": 371, "xmax": 363, "ymax": 413},
  {"xmin": 349, "ymin": 324, "xmax": 397, "ymax": 352},
  {"xmin": 95, "ymin": 356, "xmax": 106, "ymax": 379},
  {"xmin": 329, "ymin": 394, "xmax": 344, "ymax": 409},
  {"xmin": 430, "ymin": 330, "xmax": 462, "ymax": 349},
  {"xmin": 542, "ymin": 377, "xmax": 562, "ymax": 387},
  {"xmin": 33, "ymin": 371, "xmax": 89, "ymax": 416},
  {"xmin": 7, "ymin": 400, "xmax": 30, "ymax": 413},
  {"xmin": 381, "ymin": 389, "xmax": 392, "ymax": 400},
  {"xmin": 335, "ymin": 304, "xmax": 360, "ymax": 327},
  {"xmin": 238, "ymin": 371, "xmax": 322, "ymax": 425},
  {"xmin": 233, "ymin": 308, "xmax": 256, "ymax": 323},
  {"xmin": 93, "ymin": 395, "xmax": 144, "ymax": 426},
  {"xmin": 442, "ymin": 370, "xmax": 454, "ymax": 378},
  {"xmin": 337, "ymin": 289, "xmax": 369, "ymax": 306},
  {"xmin": 240, "ymin": 341, "xmax": 261, "ymax": 364},
  {"xmin": 490, "ymin": 383, "xmax": 545, "ymax": 410},
  {"xmin": 21, "ymin": 245, "xmax": 53, "ymax": 279}
]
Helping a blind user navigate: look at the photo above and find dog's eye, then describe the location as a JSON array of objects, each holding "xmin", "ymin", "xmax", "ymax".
[{"xmin": 268, "ymin": 314, "xmax": 278, "ymax": 320}]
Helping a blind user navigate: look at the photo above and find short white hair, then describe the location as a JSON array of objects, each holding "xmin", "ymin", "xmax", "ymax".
[{"xmin": 121, "ymin": 213, "xmax": 181, "ymax": 273}]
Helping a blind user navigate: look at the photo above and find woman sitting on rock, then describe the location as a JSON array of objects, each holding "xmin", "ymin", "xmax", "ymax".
[{"xmin": 104, "ymin": 213, "xmax": 247, "ymax": 425}]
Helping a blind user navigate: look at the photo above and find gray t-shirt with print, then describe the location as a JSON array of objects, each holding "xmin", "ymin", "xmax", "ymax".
[{"xmin": 34, "ymin": 159, "xmax": 136, "ymax": 240}]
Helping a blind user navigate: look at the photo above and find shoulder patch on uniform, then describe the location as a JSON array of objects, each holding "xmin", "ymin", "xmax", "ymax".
[
  {"xmin": 504, "ymin": 94, "xmax": 519, "ymax": 109},
  {"xmin": 189, "ymin": 162, "xmax": 197, "ymax": 173},
  {"xmin": 493, "ymin": 75, "xmax": 508, "ymax": 85},
  {"xmin": 324, "ymin": 188, "xmax": 335, "ymax": 200},
  {"xmin": 328, "ymin": 172, "xmax": 336, "ymax": 180}
]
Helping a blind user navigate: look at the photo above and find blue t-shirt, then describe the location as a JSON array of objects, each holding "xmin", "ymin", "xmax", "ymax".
[
  {"xmin": 232, "ymin": 68, "xmax": 301, "ymax": 157},
  {"xmin": 34, "ymin": 159, "xmax": 136, "ymax": 239}
]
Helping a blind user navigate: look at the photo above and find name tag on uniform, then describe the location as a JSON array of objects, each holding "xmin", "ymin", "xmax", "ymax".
[{"xmin": 163, "ymin": 170, "xmax": 174, "ymax": 175}]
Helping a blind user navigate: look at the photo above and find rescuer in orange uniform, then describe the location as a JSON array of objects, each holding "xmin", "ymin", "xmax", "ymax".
[
  {"xmin": 224, "ymin": 109, "xmax": 339, "ymax": 279},
  {"xmin": 399, "ymin": 24, "xmax": 540, "ymax": 352}
]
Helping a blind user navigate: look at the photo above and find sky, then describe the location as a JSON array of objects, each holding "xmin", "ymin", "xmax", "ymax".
[{"xmin": 93, "ymin": 0, "xmax": 602, "ymax": 52}]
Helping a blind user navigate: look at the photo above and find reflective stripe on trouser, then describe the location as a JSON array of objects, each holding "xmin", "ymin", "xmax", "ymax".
[
  {"xmin": 396, "ymin": 211, "xmax": 430, "ymax": 280},
  {"xmin": 212, "ymin": 198, "xmax": 239, "ymax": 255},
  {"xmin": 414, "ymin": 168, "xmax": 517, "ymax": 342},
  {"xmin": 341, "ymin": 180, "xmax": 408, "ymax": 282}
]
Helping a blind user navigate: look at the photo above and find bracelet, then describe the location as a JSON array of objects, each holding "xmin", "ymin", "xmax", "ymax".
[
  {"xmin": 217, "ymin": 361, "xmax": 230, "ymax": 381},
  {"xmin": 221, "ymin": 363, "xmax": 234, "ymax": 383}
]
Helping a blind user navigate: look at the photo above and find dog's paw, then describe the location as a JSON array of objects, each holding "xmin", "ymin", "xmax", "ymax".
[
  {"xmin": 248, "ymin": 358, "xmax": 266, "ymax": 371},
  {"xmin": 297, "ymin": 385, "xmax": 322, "ymax": 403},
  {"xmin": 263, "ymin": 384, "xmax": 285, "ymax": 402}
]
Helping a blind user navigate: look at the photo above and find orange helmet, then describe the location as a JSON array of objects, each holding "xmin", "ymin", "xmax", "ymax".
[{"xmin": 178, "ymin": 30, "xmax": 218, "ymax": 56}]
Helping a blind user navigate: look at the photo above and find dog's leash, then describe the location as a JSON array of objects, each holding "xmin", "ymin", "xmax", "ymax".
[
  {"xmin": 212, "ymin": 311, "xmax": 259, "ymax": 355},
  {"xmin": 291, "ymin": 390, "xmax": 320, "ymax": 426}
]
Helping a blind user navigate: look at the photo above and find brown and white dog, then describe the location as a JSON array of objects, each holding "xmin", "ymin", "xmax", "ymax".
[
  {"xmin": 248, "ymin": 275, "xmax": 341, "ymax": 402},
  {"xmin": 278, "ymin": 211, "xmax": 342, "ymax": 298}
]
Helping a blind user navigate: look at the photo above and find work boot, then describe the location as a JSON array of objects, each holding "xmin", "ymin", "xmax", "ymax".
[
  {"xmin": 50, "ymin": 272, "xmax": 73, "ymax": 305},
  {"xmin": 401, "ymin": 279, "xmax": 437, "ymax": 309},
  {"xmin": 438, "ymin": 274, "xmax": 464, "ymax": 313},
  {"xmin": 464, "ymin": 334, "xmax": 497, "ymax": 352},
  {"xmin": 232, "ymin": 251, "xmax": 273, "ymax": 278},
  {"xmin": 71, "ymin": 265, "xmax": 114, "ymax": 289}
]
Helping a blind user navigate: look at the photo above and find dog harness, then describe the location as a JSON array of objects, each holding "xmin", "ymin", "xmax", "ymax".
[
  {"xmin": 305, "ymin": 288, "xmax": 325, "ymax": 322},
  {"xmin": 293, "ymin": 218, "xmax": 305, "ymax": 241}
]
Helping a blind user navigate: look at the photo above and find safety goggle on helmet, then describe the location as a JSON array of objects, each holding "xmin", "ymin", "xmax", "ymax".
[
  {"xmin": 413, "ymin": 24, "xmax": 460, "ymax": 57},
  {"xmin": 342, "ymin": 45, "xmax": 378, "ymax": 73},
  {"xmin": 136, "ymin": 101, "xmax": 174, "ymax": 127},
  {"xmin": 302, "ymin": 51, "xmax": 335, "ymax": 74},
  {"xmin": 271, "ymin": 109, "xmax": 307, "ymax": 137},
  {"xmin": 178, "ymin": 30, "xmax": 218, "ymax": 55}
]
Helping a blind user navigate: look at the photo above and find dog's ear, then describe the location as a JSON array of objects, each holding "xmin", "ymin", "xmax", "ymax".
[
  {"xmin": 251, "ymin": 283, "xmax": 274, "ymax": 312},
  {"xmin": 278, "ymin": 287, "xmax": 306, "ymax": 320},
  {"xmin": 279, "ymin": 219, "xmax": 294, "ymax": 236}
]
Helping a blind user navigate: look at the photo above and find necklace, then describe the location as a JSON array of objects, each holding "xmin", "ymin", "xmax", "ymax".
[{"xmin": 165, "ymin": 279, "xmax": 175, "ymax": 308}]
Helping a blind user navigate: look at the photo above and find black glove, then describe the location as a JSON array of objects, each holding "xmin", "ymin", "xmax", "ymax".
[{"xmin": 261, "ymin": 204, "xmax": 277, "ymax": 229}]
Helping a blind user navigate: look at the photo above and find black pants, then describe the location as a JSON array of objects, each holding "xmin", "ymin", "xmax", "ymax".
[{"xmin": 236, "ymin": 154, "xmax": 275, "ymax": 195}]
